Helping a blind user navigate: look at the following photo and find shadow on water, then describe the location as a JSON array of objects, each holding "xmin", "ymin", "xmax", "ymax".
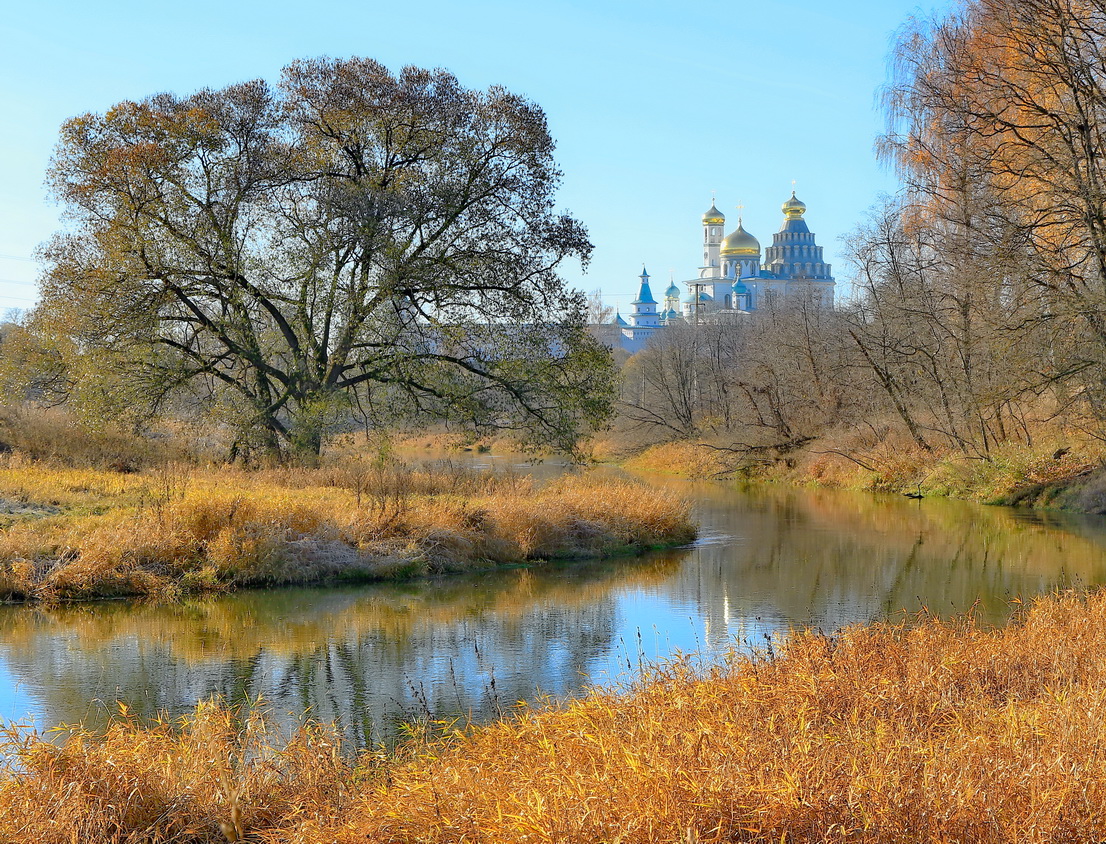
[{"xmin": 4, "ymin": 464, "xmax": 1106, "ymax": 747}]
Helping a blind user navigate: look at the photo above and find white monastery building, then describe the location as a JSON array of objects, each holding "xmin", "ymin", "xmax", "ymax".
[{"xmin": 607, "ymin": 191, "xmax": 835, "ymax": 354}]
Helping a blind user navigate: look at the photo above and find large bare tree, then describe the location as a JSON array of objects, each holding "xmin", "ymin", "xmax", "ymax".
[{"xmin": 38, "ymin": 57, "xmax": 614, "ymax": 459}]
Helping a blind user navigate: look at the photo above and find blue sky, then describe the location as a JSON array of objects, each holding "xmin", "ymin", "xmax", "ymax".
[{"xmin": 0, "ymin": 0, "xmax": 943, "ymax": 316}]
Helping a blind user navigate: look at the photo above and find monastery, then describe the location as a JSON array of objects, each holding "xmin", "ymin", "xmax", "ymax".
[{"xmin": 608, "ymin": 192, "xmax": 835, "ymax": 354}]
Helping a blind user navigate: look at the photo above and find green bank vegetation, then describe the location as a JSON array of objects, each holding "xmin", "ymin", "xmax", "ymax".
[{"xmin": 618, "ymin": 433, "xmax": 1106, "ymax": 512}]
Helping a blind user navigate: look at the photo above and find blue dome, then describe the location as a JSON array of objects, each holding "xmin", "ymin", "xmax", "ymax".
[{"xmin": 684, "ymin": 291, "xmax": 712, "ymax": 304}]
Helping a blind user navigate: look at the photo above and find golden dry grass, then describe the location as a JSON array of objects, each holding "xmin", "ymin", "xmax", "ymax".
[
  {"xmin": 8, "ymin": 590, "xmax": 1106, "ymax": 842},
  {"xmin": 0, "ymin": 701, "xmax": 349, "ymax": 843},
  {"xmin": 0, "ymin": 461, "xmax": 696, "ymax": 602},
  {"xmin": 306, "ymin": 589, "xmax": 1106, "ymax": 844},
  {"xmin": 623, "ymin": 440, "xmax": 734, "ymax": 478}
]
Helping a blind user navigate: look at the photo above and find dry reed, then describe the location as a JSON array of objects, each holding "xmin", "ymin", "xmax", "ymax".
[
  {"xmin": 7, "ymin": 590, "xmax": 1106, "ymax": 842},
  {"xmin": 0, "ymin": 701, "xmax": 348, "ymax": 843},
  {"xmin": 0, "ymin": 462, "xmax": 696, "ymax": 601},
  {"xmin": 303, "ymin": 589, "xmax": 1106, "ymax": 844}
]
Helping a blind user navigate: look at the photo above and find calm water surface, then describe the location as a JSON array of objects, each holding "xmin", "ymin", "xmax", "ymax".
[{"xmin": 4, "ymin": 459, "xmax": 1106, "ymax": 745}]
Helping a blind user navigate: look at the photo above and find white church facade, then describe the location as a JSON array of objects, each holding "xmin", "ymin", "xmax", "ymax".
[{"xmin": 607, "ymin": 192, "xmax": 835, "ymax": 354}]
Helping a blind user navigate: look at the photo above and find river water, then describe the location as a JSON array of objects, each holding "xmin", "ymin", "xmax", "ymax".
[{"xmin": 3, "ymin": 459, "xmax": 1106, "ymax": 746}]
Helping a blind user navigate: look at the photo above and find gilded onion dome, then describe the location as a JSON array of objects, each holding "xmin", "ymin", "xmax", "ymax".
[
  {"xmin": 782, "ymin": 191, "xmax": 807, "ymax": 220},
  {"xmin": 721, "ymin": 221, "xmax": 760, "ymax": 256},
  {"xmin": 702, "ymin": 202, "xmax": 725, "ymax": 225}
]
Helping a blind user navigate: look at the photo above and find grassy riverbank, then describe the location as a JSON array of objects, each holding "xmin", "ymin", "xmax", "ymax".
[
  {"xmin": 5, "ymin": 589, "xmax": 1106, "ymax": 842},
  {"xmin": 0, "ymin": 461, "xmax": 695, "ymax": 602},
  {"xmin": 623, "ymin": 433, "xmax": 1106, "ymax": 513}
]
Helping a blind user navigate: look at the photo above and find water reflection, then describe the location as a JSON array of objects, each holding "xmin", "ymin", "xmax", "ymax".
[
  {"xmin": 0, "ymin": 555, "xmax": 682, "ymax": 745},
  {"xmin": 4, "ymin": 473, "xmax": 1106, "ymax": 745}
]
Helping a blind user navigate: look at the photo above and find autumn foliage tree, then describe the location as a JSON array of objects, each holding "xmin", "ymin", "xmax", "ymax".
[
  {"xmin": 882, "ymin": 0, "xmax": 1106, "ymax": 425},
  {"xmin": 37, "ymin": 57, "xmax": 614, "ymax": 460}
]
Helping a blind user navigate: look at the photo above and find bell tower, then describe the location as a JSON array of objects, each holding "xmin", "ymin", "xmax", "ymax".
[{"xmin": 701, "ymin": 195, "xmax": 725, "ymax": 280}]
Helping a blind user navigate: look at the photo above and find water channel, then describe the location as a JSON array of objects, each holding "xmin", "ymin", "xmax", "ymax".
[{"xmin": 3, "ymin": 458, "xmax": 1106, "ymax": 746}]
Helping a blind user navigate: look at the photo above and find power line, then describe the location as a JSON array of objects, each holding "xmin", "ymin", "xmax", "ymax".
[
  {"xmin": 0, "ymin": 278, "xmax": 37, "ymax": 287},
  {"xmin": 0, "ymin": 254, "xmax": 34, "ymax": 263}
]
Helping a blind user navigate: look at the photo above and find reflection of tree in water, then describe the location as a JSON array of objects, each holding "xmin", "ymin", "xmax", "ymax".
[
  {"xmin": 261, "ymin": 598, "xmax": 617, "ymax": 746},
  {"xmin": 0, "ymin": 555, "xmax": 681, "ymax": 747},
  {"xmin": 661, "ymin": 479, "xmax": 1106, "ymax": 643}
]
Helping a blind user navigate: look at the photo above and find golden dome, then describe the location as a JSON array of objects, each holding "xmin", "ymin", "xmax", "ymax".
[
  {"xmin": 702, "ymin": 202, "xmax": 725, "ymax": 225},
  {"xmin": 782, "ymin": 191, "xmax": 807, "ymax": 219},
  {"xmin": 720, "ymin": 221, "xmax": 760, "ymax": 256}
]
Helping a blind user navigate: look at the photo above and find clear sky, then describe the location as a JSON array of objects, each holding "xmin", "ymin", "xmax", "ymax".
[{"xmin": 0, "ymin": 0, "xmax": 944, "ymax": 317}]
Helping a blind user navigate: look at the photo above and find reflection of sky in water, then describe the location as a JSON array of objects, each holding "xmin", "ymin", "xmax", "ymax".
[
  {"xmin": 4, "ymin": 467, "xmax": 1106, "ymax": 744},
  {"xmin": 0, "ymin": 661, "xmax": 35, "ymax": 727}
]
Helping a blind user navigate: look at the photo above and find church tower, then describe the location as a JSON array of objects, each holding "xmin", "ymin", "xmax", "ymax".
[
  {"xmin": 629, "ymin": 266, "xmax": 659, "ymax": 327},
  {"xmin": 762, "ymin": 191, "xmax": 835, "ymax": 306},
  {"xmin": 700, "ymin": 200, "xmax": 725, "ymax": 280},
  {"xmin": 662, "ymin": 276, "xmax": 682, "ymax": 323}
]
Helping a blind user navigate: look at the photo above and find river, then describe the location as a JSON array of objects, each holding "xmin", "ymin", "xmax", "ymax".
[{"xmin": 3, "ymin": 458, "xmax": 1106, "ymax": 746}]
